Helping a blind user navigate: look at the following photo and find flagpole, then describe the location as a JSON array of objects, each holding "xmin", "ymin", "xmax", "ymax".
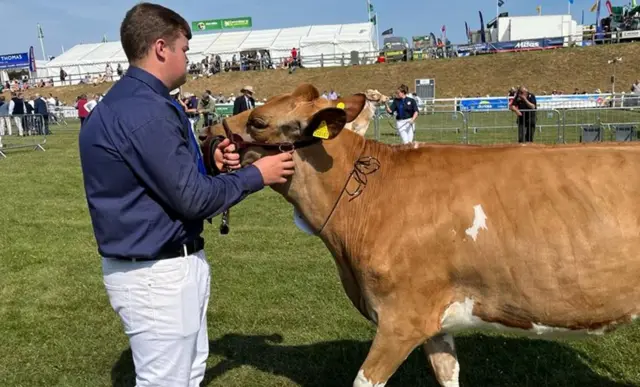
[
  {"xmin": 375, "ymin": 13, "xmax": 380, "ymax": 51},
  {"xmin": 37, "ymin": 23, "xmax": 47, "ymax": 61}
]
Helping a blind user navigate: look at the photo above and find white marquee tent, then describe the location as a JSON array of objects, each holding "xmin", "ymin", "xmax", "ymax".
[{"xmin": 36, "ymin": 22, "xmax": 377, "ymax": 85}]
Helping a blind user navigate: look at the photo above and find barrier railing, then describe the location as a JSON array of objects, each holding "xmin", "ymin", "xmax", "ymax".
[
  {"xmin": 0, "ymin": 114, "xmax": 47, "ymax": 158},
  {"xmin": 372, "ymin": 107, "xmax": 640, "ymax": 145}
]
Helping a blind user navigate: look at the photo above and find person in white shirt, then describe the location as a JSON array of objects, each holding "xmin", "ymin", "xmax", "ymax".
[{"xmin": 84, "ymin": 94, "xmax": 100, "ymax": 113}]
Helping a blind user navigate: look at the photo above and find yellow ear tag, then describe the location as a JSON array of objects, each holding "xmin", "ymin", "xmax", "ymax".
[
  {"xmin": 313, "ymin": 121, "xmax": 330, "ymax": 139},
  {"xmin": 336, "ymin": 102, "xmax": 345, "ymax": 109}
]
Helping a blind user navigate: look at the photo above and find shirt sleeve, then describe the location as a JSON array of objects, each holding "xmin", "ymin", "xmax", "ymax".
[{"xmin": 117, "ymin": 116, "xmax": 265, "ymax": 221}]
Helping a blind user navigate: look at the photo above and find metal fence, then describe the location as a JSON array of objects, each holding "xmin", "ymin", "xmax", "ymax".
[
  {"xmin": 372, "ymin": 107, "xmax": 640, "ymax": 145},
  {"xmin": 0, "ymin": 114, "xmax": 47, "ymax": 158}
]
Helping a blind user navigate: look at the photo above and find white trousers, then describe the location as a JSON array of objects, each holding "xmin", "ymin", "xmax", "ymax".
[
  {"xmin": 0, "ymin": 116, "xmax": 11, "ymax": 136},
  {"xmin": 102, "ymin": 250, "xmax": 211, "ymax": 387},
  {"xmin": 396, "ymin": 118, "xmax": 415, "ymax": 144}
]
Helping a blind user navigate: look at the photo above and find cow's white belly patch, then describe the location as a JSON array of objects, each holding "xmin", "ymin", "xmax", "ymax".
[
  {"xmin": 465, "ymin": 204, "xmax": 488, "ymax": 241},
  {"xmin": 293, "ymin": 207, "xmax": 316, "ymax": 236},
  {"xmin": 440, "ymin": 297, "xmax": 611, "ymax": 340}
]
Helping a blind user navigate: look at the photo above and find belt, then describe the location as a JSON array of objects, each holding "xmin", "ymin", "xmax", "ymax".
[{"xmin": 112, "ymin": 237, "xmax": 205, "ymax": 262}]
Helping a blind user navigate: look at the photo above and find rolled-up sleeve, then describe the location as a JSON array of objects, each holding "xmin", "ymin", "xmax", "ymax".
[{"xmin": 117, "ymin": 117, "xmax": 264, "ymax": 220}]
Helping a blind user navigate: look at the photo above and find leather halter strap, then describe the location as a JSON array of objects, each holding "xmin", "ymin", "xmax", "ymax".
[{"xmin": 221, "ymin": 118, "xmax": 320, "ymax": 152}]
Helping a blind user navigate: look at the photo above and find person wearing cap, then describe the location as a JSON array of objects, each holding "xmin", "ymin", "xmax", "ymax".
[
  {"xmin": 77, "ymin": 4, "xmax": 295, "ymax": 386},
  {"xmin": 233, "ymin": 85, "xmax": 255, "ymax": 115},
  {"xmin": 198, "ymin": 91, "xmax": 216, "ymax": 127}
]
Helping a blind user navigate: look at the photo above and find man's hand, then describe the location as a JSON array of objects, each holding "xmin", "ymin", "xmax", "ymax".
[
  {"xmin": 253, "ymin": 152, "xmax": 295, "ymax": 185},
  {"xmin": 214, "ymin": 138, "xmax": 241, "ymax": 171}
]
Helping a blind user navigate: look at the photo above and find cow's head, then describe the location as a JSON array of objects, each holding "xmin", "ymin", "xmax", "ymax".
[{"xmin": 201, "ymin": 83, "xmax": 368, "ymax": 167}]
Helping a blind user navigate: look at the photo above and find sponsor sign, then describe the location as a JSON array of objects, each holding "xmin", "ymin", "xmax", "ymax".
[
  {"xmin": 0, "ymin": 52, "xmax": 29, "ymax": 70},
  {"xmin": 192, "ymin": 17, "xmax": 252, "ymax": 32}
]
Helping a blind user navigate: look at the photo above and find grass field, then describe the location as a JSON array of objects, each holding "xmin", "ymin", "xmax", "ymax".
[{"xmin": 2, "ymin": 121, "xmax": 640, "ymax": 387}]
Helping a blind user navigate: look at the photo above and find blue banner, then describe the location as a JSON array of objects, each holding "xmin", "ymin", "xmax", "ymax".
[
  {"xmin": 459, "ymin": 94, "xmax": 613, "ymax": 111},
  {"xmin": 0, "ymin": 52, "xmax": 30, "ymax": 70},
  {"xmin": 457, "ymin": 37, "xmax": 566, "ymax": 56}
]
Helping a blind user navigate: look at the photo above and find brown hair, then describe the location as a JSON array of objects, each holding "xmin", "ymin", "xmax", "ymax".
[
  {"xmin": 120, "ymin": 2, "xmax": 192, "ymax": 63},
  {"xmin": 398, "ymin": 84, "xmax": 409, "ymax": 95}
]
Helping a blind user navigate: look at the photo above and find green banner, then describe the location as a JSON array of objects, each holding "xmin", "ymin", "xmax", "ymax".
[{"xmin": 192, "ymin": 17, "xmax": 252, "ymax": 32}]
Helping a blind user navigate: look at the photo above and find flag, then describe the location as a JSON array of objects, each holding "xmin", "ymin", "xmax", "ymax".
[
  {"xmin": 441, "ymin": 25, "xmax": 446, "ymax": 33},
  {"xmin": 479, "ymin": 11, "xmax": 486, "ymax": 43},
  {"xmin": 498, "ymin": 0, "xmax": 505, "ymax": 7},
  {"xmin": 102, "ymin": 34, "xmax": 107, "ymax": 43},
  {"xmin": 370, "ymin": 14, "xmax": 376, "ymax": 25},
  {"xmin": 381, "ymin": 28, "xmax": 393, "ymax": 35},
  {"xmin": 605, "ymin": 0, "xmax": 612, "ymax": 14},
  {"xmin": 465, "ymin": 21, "xmax": 471, "ymax": 40},
  {"xmin": 633, "ymin": 0, "xmax": 637, "ymax": 7},
  {"xmin": 569, "ymin": 0, "xmax": 574, "ymax": 4},
  {"xmin": 590, "ymin": 0, "xmax": 599, "ymax": 12},
  {"xmin": 536, "ymin": 5, "xmax": 542, "ymax": 15},
  {"xmin": 37, "ymin": 23, "xmax": 44, "ymax": 38},
  {"xmin": 369, "ymin": 3, "xmax": 374, "ymax": 12}
]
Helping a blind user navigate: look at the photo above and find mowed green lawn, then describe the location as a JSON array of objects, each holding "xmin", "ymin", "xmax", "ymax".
[{"xmin": 1, "ymin": 121, "xmax": 640, "ymax": 387}]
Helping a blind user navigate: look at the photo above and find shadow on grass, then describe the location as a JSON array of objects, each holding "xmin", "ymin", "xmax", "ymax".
[{"xmin": 111, "ymin": 333, "xmax": 635, "ymax": 387}]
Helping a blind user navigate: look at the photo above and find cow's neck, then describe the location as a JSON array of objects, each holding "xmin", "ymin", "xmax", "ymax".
[
  {"xmin": 273, "ymin": 130, "xmax": 367, "ymax": 234},
  {"xmin": 272, "ymin": 129, "xmax": 378, "ymax": 321}
]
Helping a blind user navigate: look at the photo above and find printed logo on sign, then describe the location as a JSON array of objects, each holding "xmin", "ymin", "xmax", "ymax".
[
  {"xmin": 197, "ymin": 22, "xmax": 206, "ymax": 30},
  {"xmin": 0, "ymin": 55, "xmax": 23, "ymax": 61},
  {"xmin": 514, "ymin": 41, "xmax": 540, "ymax": 49}
]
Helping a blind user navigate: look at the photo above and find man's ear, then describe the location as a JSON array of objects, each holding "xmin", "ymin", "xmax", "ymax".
[
  {"xmin": 303, "ymin": 108, "xmax": 348, "ymax": 140},
  {"xmin": 332, "ymin": 93, "xmax": 367, "ymax": 122}
]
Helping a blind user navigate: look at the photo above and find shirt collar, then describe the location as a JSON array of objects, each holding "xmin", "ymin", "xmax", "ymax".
[{"xmin": 125, "ymin": 66, "xmax": 171, "ymax": 100}]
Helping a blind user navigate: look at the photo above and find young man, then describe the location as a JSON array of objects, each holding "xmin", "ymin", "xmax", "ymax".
[
  {"xmin": 509, "ymin": 86, "xmax": 537, "ymax": 143},
  {"xmin": 385, "ymin": 84, "xmax": 419, "ymax": 144},
  {"xmin": 78, "ymin": 3, "xmax": 295, "ymax": 386}
]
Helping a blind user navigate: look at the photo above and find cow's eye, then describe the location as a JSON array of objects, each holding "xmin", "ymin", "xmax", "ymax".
[{"xmin": 250, "ymin": 118, "xmax": 268, "ymax": 130}]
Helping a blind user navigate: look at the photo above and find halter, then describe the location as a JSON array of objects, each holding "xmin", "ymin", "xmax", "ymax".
[
  {"xmin": 211, "ymin": 118, "xmax": 323, "ymax": 234},
  {"xmin": 210, "ymin": 117, "xmax": 380, "ymax": 236}
]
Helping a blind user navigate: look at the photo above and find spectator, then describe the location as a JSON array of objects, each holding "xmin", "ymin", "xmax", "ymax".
[
  {"xmin": 198, "ymin": 91, "xmax": 216, "ymax": 127},
  {"xmin": 509, "ymin": 86, "xmax": 537, "ymax": 143},
  {"xmin": 76, "ymin": 94, "xmax": 89, "ymax": 127},
  {"xmin": 33, "ymin": 93, "xmax": 50, "ymax": 135},
  {"xmin": 0, "ymin": 95, "xmax": 11, "ymax": 146},
  {"xmin": 233, "ymin": 86, "xmax": 255, "ymax": 115},
  {"xmin": 8, "ymin": 92, "xmax": 25, "ymax": 136}
]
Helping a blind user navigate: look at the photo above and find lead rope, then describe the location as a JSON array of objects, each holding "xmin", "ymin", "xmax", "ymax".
[
  {"xmin": 219, "ymin": 120, "xmax": 235, "ymax": 235},
  {"xmin": 316, "ymin": 140, "xmax": 380, "ymax": 235}
]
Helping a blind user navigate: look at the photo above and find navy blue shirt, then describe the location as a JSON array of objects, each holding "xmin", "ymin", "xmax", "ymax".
[
  {"xmin": 78, "ymin": 66, "xmax": 265, "ymax": 259},
  {"xmin": 389, "ymin": 97, "xmax": 418, "ymax": 120}
]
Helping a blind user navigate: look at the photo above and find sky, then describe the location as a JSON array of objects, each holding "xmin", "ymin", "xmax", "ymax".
[{"xmin": 0, "ymin": 0, "xmax": 609, "ymax": 60}]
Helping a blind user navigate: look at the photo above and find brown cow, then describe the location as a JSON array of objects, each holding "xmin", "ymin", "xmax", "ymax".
[{"xmin": 201, "ymin": 83, "xmax": 640, "ymax": 387}]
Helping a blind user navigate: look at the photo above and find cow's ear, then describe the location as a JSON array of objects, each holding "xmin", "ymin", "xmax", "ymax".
[
  {"xmin": 332, "ymin": 93, "xmax": 367, "ymax": 122},
  {"xmin": 303, "ymin": 108, "xmax": 348, "ymax": 140}
]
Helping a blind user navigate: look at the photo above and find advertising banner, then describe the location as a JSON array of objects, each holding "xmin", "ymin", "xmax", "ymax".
[
  {"xmin": 192, "ymin": 17, "xmax": 252, "ymax": 32},
  {"xmin": 459, "ymin": 94, "xmax": 613, "ymax": 111},
  {"xmin": 0, "ymin": 52, "xmax": 30, "ymax": 70}
]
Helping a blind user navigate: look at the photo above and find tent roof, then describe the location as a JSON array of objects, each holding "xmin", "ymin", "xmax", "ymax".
[{"xmin": 42, "ymin": 21, "xmax": 375, "ymax": 67}]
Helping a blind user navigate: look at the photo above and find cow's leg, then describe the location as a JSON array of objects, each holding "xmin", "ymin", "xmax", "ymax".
[
  {"xmin": 353, "ymin": 322, "xmax": 425, "ymax": 387},
  {"xmin": 424, "ymin": 333, "xmax": 460, "ymax": 387}
]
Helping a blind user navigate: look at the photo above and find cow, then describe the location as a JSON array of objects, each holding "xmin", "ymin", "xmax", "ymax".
[
  {"xmin": 200, "ymin": 83, "xmax": 640, "ymax": 387},
  {"xmin": 343, "ymin": 89, "xmax": 389, "ymax": 137}
]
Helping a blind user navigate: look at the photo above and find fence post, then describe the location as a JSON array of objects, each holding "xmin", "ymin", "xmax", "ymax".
[
  {"xmin": 373, "ymin": 111, "xmax": 380, "ymax": 141},
  {"xmin": 552, "ymin": 109, "xmax": 563, "ymax": 144}
]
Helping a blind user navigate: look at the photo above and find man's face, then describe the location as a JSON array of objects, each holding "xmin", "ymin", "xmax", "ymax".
[
  {"xmin": 165, "ymin": 33, "xmax": 189, "ymax": 89},
  {"xmin": 397, "ymin": 89, "xmax": 406, "ymax": 98}
]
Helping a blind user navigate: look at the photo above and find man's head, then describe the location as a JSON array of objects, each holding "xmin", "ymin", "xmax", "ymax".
[
  {"xmin": 396, "ymin": 84, "xmax": 409, "ymax": 99},
  {"xmin": 242, "ymin": 86, "xmax": 254, "ymax": 97},
  {"xmin": 518, "ymin": 86, "xmax": 528, "ymax": 95},
  {"xmin": 120, "ymin": 2, "xmax": 192, "ymax": 90}
]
